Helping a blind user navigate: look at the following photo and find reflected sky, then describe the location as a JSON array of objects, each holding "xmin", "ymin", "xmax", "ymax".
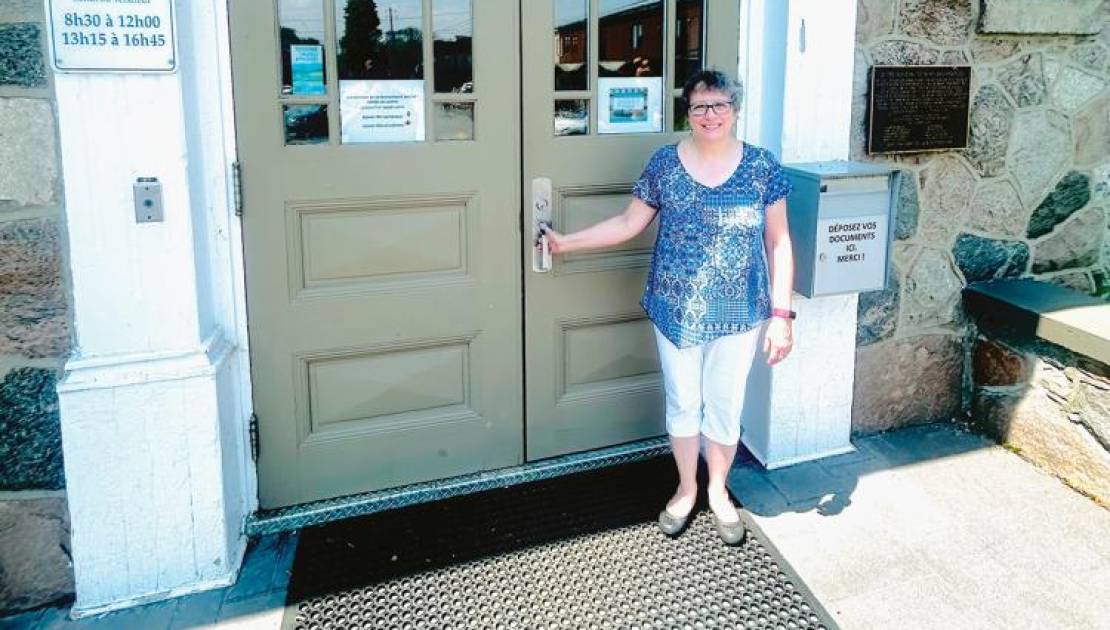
[{"xmin": 281, "ymin": 0, "xmax": 325, "ymax": 41}]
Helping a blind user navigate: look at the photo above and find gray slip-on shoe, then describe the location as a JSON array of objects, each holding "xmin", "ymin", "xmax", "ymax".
[
  {"xmin": 711, "ymin": 512, "xmax": 747, "ymax": 545},
  {"xmin": 657, "ymin": 508, "xmax": 690, "ymax": 536}
]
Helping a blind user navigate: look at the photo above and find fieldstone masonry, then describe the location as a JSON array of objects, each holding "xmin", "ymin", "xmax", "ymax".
[
  {"xmin": 0, "ymin": 1, "xmax": 74, "ymax": 616},
  {"xmin": 851, "ymin": 0, "xmax": 1110, "ymax": 436},
  {"xmin": 971, "ymin": 335, "xmax": 1110, "ymax": 506}
]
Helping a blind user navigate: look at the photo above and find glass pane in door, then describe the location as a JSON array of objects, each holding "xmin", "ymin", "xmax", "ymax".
[
  {"xmin": 597, "ymin": 0, "xmax": 663, "ymax": 134},
  {"xmin": 279, "ymin": 0, "xmax": 327, "ymax": 95},
  {"xmin": 434, "ymin": 0, "xmax": 473, "ymax": 93},
  {"xmin": 336, "ymin": 0, "xmax": 426, "ymax": 143},
  {"xmin": 554, "ymin": 0, "xmax": 588, "ymax": 91},
  {"xmin": 674, "ymin": 0, "xmax": 705, "ymax": 88}
]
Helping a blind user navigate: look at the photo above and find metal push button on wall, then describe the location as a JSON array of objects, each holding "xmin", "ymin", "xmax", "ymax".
[{"xmin": 133, "ymin": 177, "xmax": 164, "ymax": 223}]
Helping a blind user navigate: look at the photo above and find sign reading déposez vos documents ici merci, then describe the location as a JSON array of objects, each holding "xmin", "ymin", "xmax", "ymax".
[{"xmin": 45, "ymin": 0, "xmax": 176, "ymax": 72}]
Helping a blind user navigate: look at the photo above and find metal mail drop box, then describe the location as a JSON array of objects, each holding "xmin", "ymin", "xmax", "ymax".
[{"xmin": 782, "ymin": 161, "xmax": 896, "ymax": 298}]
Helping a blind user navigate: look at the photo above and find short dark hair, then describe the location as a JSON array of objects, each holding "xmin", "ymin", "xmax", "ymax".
[{"xmin": 681, "ymin": 69, "xmax": 744, "ymax": 109}]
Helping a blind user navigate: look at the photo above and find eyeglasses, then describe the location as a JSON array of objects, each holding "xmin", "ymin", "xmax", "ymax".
[{"xmin": 688, "ymin": 101, "xmax": 734, "ymax": 117}]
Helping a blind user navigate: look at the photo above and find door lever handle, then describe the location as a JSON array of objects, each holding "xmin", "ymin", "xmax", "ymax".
[{"xmin": 532, "ymin": 177, "xmax": 553, "ymax": 272}]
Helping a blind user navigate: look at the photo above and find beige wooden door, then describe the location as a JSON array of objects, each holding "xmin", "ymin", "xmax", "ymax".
[
  {"xmin": 231, "ymin": 0, "xmax": 523, "ymax": 508},
  {"xmin": 522, "ymin": 0, "xmax": 740, "ymax": 459}
]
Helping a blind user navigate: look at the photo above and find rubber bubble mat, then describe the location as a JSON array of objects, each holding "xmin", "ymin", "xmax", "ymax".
[{"xmin": 282, "ymin": 457, "xmax": 836, "ymax": 630}]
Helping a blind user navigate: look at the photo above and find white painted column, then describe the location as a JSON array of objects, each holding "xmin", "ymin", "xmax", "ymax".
[
  {"xmin": 53, "ymin": 1, "xmax": 253, "ymax": 617},
  {"xmin": 740, "ymin": 0, "xmax": 862, "ymax": 468}
]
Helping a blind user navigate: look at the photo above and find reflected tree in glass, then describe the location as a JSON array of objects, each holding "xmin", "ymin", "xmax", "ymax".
[
  {"xmin": 337, "ymin": 0, "xmax": 424, "ymax": 80},
  {"xmin": 284, "ymin": 105, "xmax": 330, "ymax": 144},
  {"xmin": 434, "ymin": 0, "xmax": 473, "ymax": 92}
]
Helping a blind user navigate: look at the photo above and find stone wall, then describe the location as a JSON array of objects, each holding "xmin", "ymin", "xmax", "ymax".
[
  {"xmin": 0, "ymin": 1, "xmax": 75, "ymax": 615},
  {"xmin": 850, "ymin": 0, "xmax": 1110, "ymax": 433},
  {"xmin": 971, "ymin": 335, "xmax": 1110, "ymax": 506}
]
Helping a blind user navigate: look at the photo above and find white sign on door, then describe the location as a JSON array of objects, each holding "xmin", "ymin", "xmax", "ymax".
[
  {"xmin": 45, "ymin": 0, "xmax": 177, "ymax": 73},
  {"xmin": 340, "ymin": 80, "xmax": 426, "ymax": 144}
]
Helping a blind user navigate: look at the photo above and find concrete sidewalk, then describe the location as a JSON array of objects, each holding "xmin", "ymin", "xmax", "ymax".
[
  {"xmin": 4, "ymin": 422, "xmax": 1108, "ymax": 629},
  {"xmin": 730, "ymin": 422, "xmax": 1110, "ymax": 630}
]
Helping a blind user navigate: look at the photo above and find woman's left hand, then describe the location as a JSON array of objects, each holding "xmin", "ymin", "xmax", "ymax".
[{"xmin": 764, "ymin": 317, "xmax": 793, "ymax": 365}]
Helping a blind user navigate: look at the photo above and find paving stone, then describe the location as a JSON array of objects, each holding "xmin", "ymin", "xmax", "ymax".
[
  {"xmin": 1026, "ymin": 171, "xmax": 1090, "ymax": 238},
  {"xmin": 972, "ymin": 339, "xmax": 1030, "ymax": 386},
  {"xmin": 902, "ymin": 248, "xmax": 963, "ymax": 328},
  {"xmin": 918, "ymin": 155, "xmax": 975, "ymax": 245},
  {"xmin": 997, "ymin": 53, "xmax": 1047, "ymax": 107},
  {"xmin": 1048, "ymin": 62, "xmax": 1106, "ymax": 113},
  {"xmin": 166, "ymin": 586, "xmax": 226, "ymax": 630},
  {"xmin": 1031, "ymin": 206, "xmax": 1104, "ymax": 272},
  {"xmin": 898, "ymin": 0, "xmax": 973, "ymax": 46},
  {"xmin": 852, "ymin": 335, "xmax": 964, "ymax": 434},
  {"xmin": 893, "ymin": 169, "xmax": 920, "ymax": 240},
  {"xmin": 856, "ymin": 273, "xmax": 900, "ymax": 346},
  {"xmin": 1007, "ymin": 109, "xmax": 1072, "ymax": 202},
  {"xmin": 967, "ymin": 177, "xmax": 1026, "ymax": 238},
  {"xmin": 978, "ymin": 0, "xmax": 1104, "ymax": 35},
  {"xmin": 763, "ymin": 463, "xmax": 856, "ymax": 505},
  {"xmin": 869, "ymin": 39, "xmax": 940, "ymax": 65},
  {"xmin": 963, "ymin": 84, "xmax": 1014, "ymax": 178},
  {"xmin": 0, "ymin": 368, "xmax": 64, "ymax": 491},
  {"xmin": 0, "ymin": 24, "xmax": 44, "ymax": 88},
  {"xmin": 0, "ymin": 99, "xmax": 58, "ymax": 207},
  {"xmin": 727, "ymin": 465, "xmax": 791, "ymax": 516},
  {"xmin": 0, "ymin": 498, "xmax": 73, "ymax": 614},
  {"xmin": 1073, "ymin": 95, "xmax": 1109, "ymax": 168},
  {"xmin": 952, "ymin": 232, "xmax": 1030, "ymax": 282}
]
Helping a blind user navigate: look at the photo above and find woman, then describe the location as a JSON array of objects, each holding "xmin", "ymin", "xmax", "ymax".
[{"xmin": 541, "ymin": 69, "xmax": 795, "ymax": 544}]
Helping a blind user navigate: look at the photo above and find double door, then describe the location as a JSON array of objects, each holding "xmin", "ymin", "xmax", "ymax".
[{"xmin": 231, "ymin": 0, "xmax": 739, "ymax": 509}]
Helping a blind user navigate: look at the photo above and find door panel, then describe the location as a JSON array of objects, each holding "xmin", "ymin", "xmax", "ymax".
[
  {"xmin": 231, "ymin": 0, "xmax": 522, "ymax": 508},
  {"xmin": 522, "ymin": 0, "xmax": 740, "ymax": 460}
]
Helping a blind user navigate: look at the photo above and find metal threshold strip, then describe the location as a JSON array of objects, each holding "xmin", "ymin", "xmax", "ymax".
[{"xmin": 246, "ymin": 436, "xmax": 671, "ymax": 536}]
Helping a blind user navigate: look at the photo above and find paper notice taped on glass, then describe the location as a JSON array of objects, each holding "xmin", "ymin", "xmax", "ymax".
[
  {"xmin": 340, "ymin": 80, "xmax": 425, "ymax": 143},
  {"xmin": 291, "ymin": 45, "xmax": 326, "ymax": 95},
  {"xmin": 598, "ymin": 77, "xmax": 663, "ymax": 134}
]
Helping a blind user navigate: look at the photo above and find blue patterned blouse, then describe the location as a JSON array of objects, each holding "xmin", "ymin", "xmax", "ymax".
[{"xmin": 632, "ymin": 142, "xmax": 792, "ymax": 348}]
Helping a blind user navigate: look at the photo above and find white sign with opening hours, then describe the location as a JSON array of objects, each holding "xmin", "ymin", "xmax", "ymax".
[{"xmin": 45, "ymin": 0, "xmax": 177, "ymax": 73}]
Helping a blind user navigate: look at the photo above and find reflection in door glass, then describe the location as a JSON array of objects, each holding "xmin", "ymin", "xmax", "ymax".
[
  {"xmin": 673, "ymin": 97, "xmax": 690, "ymax": 131},
  {"xmin": 554, "ymin": 99, "xmax": 588, "ymax": 136},
  {"xmin": 599, "ymin": 0, "xmax": 663, "ymax": 78},
  {"xmin": 674, "ymin": 0, "xmax": 704, "ymax": 88},
  {"xmin": 434, "ymin": 0, "xmax": 473, "ymax": 93},
  {"xmin": 279, "ymin": 0, "xmax": 327, "ymax": 95},
  {"xmin": 553, "ymin": 0, "xmax": 587, "ymax": 91},
  {"xmin": 336, "ymin": 0, "xmax": 424, "ymax": 80},
  {"xmin": 283, "ymin": 104, "xmax": 330, "ymax": 144},
  {"xmin": 435, "ymin": 102, "xmax": 474, "ymax": 140}
]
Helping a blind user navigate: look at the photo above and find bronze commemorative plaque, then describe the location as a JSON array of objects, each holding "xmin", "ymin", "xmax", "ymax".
[{"xmin": 868, "ymin": 65, "xmax": 971, "ymax": 154}]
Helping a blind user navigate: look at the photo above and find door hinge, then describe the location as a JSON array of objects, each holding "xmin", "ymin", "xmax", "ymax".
[
  {"xmin": 249, "ymin": 412, "xmax": 260, "ymax": 461},
  {"xmin": 232, "ymin": 161, "xmax": 244, "ymax": 217}
]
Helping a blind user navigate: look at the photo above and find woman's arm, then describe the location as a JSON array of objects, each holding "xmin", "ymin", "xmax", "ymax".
[
  {"xmin": 544, "ymin": 197, "xmax": 658, "ymax": 255},
  {"xmin": 763, "ymin": 197, "xmax": 794, "ymax": 365}
]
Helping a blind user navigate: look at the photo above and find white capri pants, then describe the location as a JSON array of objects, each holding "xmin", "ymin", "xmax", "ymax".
[{"xmin": 654, "ymin": 324, "xmax": 763, "ymax": 446}]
